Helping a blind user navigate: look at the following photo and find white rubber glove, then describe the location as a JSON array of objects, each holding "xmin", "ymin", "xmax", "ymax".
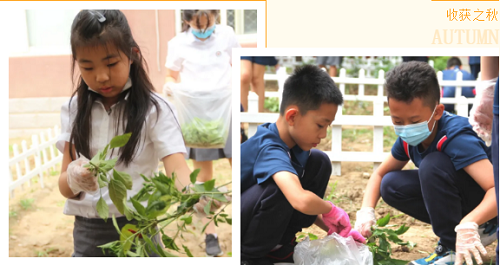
[
  {"xmin": 469, "ymin": 80, "xmax": 496, "ymax": 146},
  {"xmin": 67, "ymin": 156, "xmax": 98, "ymax": 196},
  {"xmin": 454, "ymin": 222, "xmax": 487, "ymax": 265},
  {"xmin": 354, "ymin": 207, "xmax": 377, "ymax": 238},
  {"xmin": 162, "ymin": 82, "xmax": 175, "ymax": 97}
]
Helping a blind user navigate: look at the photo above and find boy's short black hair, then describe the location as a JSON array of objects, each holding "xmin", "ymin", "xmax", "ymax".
[
  {"xmin": 280, "ymin": 65, "xmax": 343, "ymax": 115},
  {"xmin": 447, "ymin": 57, "xmax": 462, "ymax": 69},
  {"xmin": 385, "ymin": 61, "xmax": 440, "ymax": 108}
]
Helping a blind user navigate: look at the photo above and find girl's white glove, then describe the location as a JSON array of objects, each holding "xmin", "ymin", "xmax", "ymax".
[
  {"xmin": 354, "ymin": 207, "xmax": 377, "ymax": 237},
  {"xmin": 454, "ymin": 222, "xmax": 487, "ymax": 265},
  {"xmin": 67, "ymin": 156, "xmax": 99, "ymax": 196},
  {"xmin": 469, "ymin": 80, "xmax": 496, "ymax": 146}
]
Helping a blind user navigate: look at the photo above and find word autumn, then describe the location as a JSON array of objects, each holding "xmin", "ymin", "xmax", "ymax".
[
  {"xmin": 432, "ymin": 29, "xmax": 498, "ymax": 45},
  {"xmin": 447, "ymin": 8, "xmax": 498, "ymax": 22}
]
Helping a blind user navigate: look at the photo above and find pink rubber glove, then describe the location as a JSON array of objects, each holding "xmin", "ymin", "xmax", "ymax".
[
  {"xmin": 348, "ymin": 229, "xmax": 366, "ymax": 244},
  {"xmin": 469, "ymin": 80, "xmax": 496, "ymax": 146},
  {"xmin": 323, "ymin": 201, "xmax": 352, "ymax": 237},
  {"xmin": 454, "ymin": 222, "xmax": 487, "ymax": 265}
]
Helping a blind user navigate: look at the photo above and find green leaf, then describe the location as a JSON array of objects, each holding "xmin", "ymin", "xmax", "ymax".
[
  {"xmin": 162, "ymin": 234, "xmax": 179, "ymax": 251},
  {"xmin": 204, "ymin": 179, "xmax": 216, "ymax": 191},
  {"xmin": 308, "ymin": 233, "xmax": 318, "ymax": 240},
  {"xmin": 180, "ymin": 215, "xmax": 192, "ymax": 225},
  {"xmin": 90, "ymin": 151, "xmax": 102, "ymax": 166},
  {"xmin": 120, "ymin": 224, "xmax": 138, "ymax": 254},
  {"xmin": 101, "ymin": 145, "xmax": 109, "ymax": 159},
  {"xmin": 131, "ymin": 197, "xmax": 146, "ymax": 217},
  {"xmin": 123, "ymin": 202, "xmax": 134, "ymax": 221},
  {"xmin": 140, "ymin": 174, "xmax": 150, "ymax": 182},
  {"xmin": 109, "ymin": 133, "xmax": 131, "ymax": 149},
  {"xmin": 203, "ymin": 198, "xmax": 212, "ymax": 215},
  {"xmin": 100, "ymin": 158, "xmax": 117, "ymax": 172},
  {"xmin": 183, "ymin": 245, "xmax": 193, "ymax": 257},
  {"xmin": 143, "ymin": 235, "xmax": 161, "ymax": 256},
  {"xmin": 111, "ymin": 215, "xmax": 122, "ymax": 235},
  {"xmin": 98, "ymin": 174, "xmax": 108, "ymax": 188},
  {"xmin": 394, "ymin": 224, "xmax": 410, "ymax": 235},
  {"xmin": 152, "ymin": 179, "xmax": 170, "ymax": 195},
  {"xmin": 145, "ymin": 200, "xmax": 167, "ymax": 219},
  {"xmin": 109, "ymin": 179, "xmax": 127, "ymax": 214},
  {"xmin": 96, "ymin": 197, "xmax": 109, "ymax": 221},
  {"xmin": 377, "ymin": 213, "xmax": 391, "ymax": 227},
  {"xmin": 224, "ymin": 217, "xmax": 232, "ymax": 225},
  {"xmin": 113, "ymin": 169, "xmax": 133, "ymax": 190},
  {"xmin": 189, "ymin": 168, "xmax": 200, "ymax": 184}
]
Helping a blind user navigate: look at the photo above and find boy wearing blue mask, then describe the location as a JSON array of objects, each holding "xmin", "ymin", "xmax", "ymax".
[{"xmin": 355, "ymin": 62, "xmax": 498, "ymax": 265}]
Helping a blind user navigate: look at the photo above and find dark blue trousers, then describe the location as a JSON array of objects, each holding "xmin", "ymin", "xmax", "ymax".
[
  {"xmin": 241, "ymin": 149, "xmax": 332, "ymax": 261},
  {"xmin": 493, "ymin": 114, "xmax": 499, "ymax": 265},
  {"xmin": 380, "ymin": 152, "xmax": 487, "ymax": 251}
]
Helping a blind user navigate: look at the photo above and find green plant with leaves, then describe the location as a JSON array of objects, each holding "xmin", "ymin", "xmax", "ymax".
[
  {"xmin": 20, "ymin": 198, "xmax": 34, "ymax": 210},
  {"xmin": 181, "ymin": 117, "xmax": 227, "ymax": 148},
  {"xmin": 367, "ymin": 214, "xmax": 415, "ymax": 265},
  {"xmin": 83, "ymin": 133, "xmax": 134, "ymax": 221},
  {"xmin": 86, "ymin": 133, "xmax": 232, "ymax": 257},
  {"xmin": 264, "ymin": 97, "xmax": 280, "ymax": 113}
]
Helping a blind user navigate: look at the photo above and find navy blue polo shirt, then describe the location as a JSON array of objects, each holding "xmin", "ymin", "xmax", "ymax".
[
  {"xmin": 241, "ymin": 123, "xmax": 310, "ymax": 194},
  {"xmin": 442, "ymin": 67, "xmax": 475, "ymax": 98},
  {"xmin": 392, "ymin": 111, "xmax": 491, "ymax": 170}
]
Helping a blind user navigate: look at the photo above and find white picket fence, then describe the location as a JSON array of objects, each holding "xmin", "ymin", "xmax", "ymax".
[
  {"xmin": 9, "ymin": 125, "xmax": 63, "ymax": 197},
  {"xmin": 241, "ymin": 67, "xmax": 478, "ymax": 175}
]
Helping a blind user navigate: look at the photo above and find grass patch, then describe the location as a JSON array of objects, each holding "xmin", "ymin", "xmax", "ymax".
[
  {"xmin": 343, "ymin": 100, "xmax": 373, "ymax": 115},
  {"xmin": 383, "ymin": 126, "xmax": 398, "ymax": 152},
  {"xmin": 20, "ymin": 198, "xmax": 34, "ymax": 210}
]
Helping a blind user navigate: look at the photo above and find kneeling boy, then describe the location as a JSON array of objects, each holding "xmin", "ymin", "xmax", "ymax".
[{"xmin": 241, "ymin": 65, "xmax": 364, "ymax": 265}]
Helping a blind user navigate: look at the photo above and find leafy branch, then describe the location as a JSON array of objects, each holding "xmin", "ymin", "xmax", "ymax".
[
  {"xmin": 83, "ymin": 133, "xmax": 231, "ymax": 257},
  {"xmin": 367, "ymin": 214, "xmax": 415, "ymax": 265}
]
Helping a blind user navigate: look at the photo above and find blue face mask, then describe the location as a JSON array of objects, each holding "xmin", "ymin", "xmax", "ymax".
[
  {"xmin": 191, "ymin": 24, "xmax": 215, "ymax": 39},
  {"xmin": 394, "ymin": 107, "xmax": 437, "ymax": 146}
]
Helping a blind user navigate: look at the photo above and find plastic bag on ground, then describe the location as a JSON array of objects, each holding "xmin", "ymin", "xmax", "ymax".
[
  {"xmin": 293, "ymin": 233, "xmax": 373, "ymax": 265},
  {"xmin": 171, "ymin": 85, "xmax": 231, "ymax": 149}
]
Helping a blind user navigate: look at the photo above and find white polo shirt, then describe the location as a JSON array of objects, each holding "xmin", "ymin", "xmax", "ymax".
[
  {"xmin": 56, "ymin": 91, "xmax": 187, "ymax": 218},
  {"xmin": 165, "ymin": 25, "xmax": 240, "ymax": 91}
]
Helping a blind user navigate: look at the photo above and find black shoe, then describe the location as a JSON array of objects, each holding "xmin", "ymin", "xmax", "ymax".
[{"xmin": 205, "ymin": 234, "xmax": 223, "ymax": 257}]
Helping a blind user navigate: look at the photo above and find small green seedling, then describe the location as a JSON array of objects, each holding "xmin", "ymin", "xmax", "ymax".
[{"xmin": 367, "ymin": 214, "xmax": 414, "ymax": 265}]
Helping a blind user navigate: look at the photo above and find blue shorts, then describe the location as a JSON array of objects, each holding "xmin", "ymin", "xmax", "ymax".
[{"xmin": 241, "ymin": 56, "xmax": 278, "ymax": 66}]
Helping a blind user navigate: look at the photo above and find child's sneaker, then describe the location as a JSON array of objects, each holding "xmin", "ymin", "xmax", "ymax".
[
  {"xmin": 478, "ymin": 220, "xmax": 498, "ymax": 247},
  {"xmin": 409, "ymin": 242, "xmax": 455, "ymax": 265},
  {"xmin": 205, "ymin": 234, "xmax": 223, "ymax": 257}
]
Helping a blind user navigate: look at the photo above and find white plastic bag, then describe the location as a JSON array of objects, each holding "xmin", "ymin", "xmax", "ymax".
[
  {"xmin": 294, "ymin": 233, "xmax": 373, "ymax": 265},
  {"xmin": 171, "ymin": 85, "xmax": 231, "ymax": 149}
]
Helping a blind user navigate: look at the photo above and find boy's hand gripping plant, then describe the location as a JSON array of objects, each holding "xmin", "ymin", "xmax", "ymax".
[
  {"xmin": 84, "ymin": 133, "xmax": 232, "ymax": 257},
  {"xmin": 367, "ymin": 214, "xmax": 415, "ymax": 265}
]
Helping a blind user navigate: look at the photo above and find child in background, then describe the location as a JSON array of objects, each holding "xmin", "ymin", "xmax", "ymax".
[
  {"xmin": 441, "ymin": 57, "xmax": 475, "ymax": 113},
  {"xmin": 316, "ymin": 56, "xmax": 343, "ymax": 77},
  {"xmin": 241, "ymin": 65, "xmax": 364, "ymax": 265},
  {"xmin": 355, "ymin": 61, "xmax": 498, "ymax": 265},
  {"xmin": 240, "ymin": 56, "xmax": 279, "ymax": 112},
  {"xmin": 163, "ymin": 9, "xmax": 239, "ymax": 256},
  {"xmin": 57, "ymin": 10, "xmax": 208, "ymax": 256}
]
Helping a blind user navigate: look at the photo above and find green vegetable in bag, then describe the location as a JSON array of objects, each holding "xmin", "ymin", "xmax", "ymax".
[{"xmin": 181, "ymin": 118, "xmax": 227, "ymax": 148}]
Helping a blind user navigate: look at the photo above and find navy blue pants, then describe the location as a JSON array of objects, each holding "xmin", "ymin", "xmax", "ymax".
[
  {"xmin": 380, "ymin": 152, "xmax": 487, "ymax": 251},
  {"xmin": 241, "ymin": 149, "xmax": 332, "ymax": 261},
  {"xmin": 493, "ymin": 114, "xmax": 499, "ymax": 265}
]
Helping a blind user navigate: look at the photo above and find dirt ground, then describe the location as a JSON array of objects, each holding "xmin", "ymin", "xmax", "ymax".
[{"xmin": 8, "ymin": 158, "xmax": 232, "ymax": 257}]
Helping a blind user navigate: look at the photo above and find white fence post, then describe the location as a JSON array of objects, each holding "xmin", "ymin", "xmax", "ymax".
[
  {"xmin": 276, "ymin": 67, "xmax": 288, "ymax": 109},
  {"xmin": 456, "ymin": 96, "xmax": 469, "ymax": 117},
  {"xmin": 358, "ymin": 69, "xmax": 365, "ymax": 96},
  {"xmin": 12, "ymin": 144, "xmax": 23, "ymax": 191},
  {"xmin": 31, "ymin": 135, "xmax": 44, "ymax": 188},
  {"xmin": 373, "ymin": 70, "xmax": 386, "ymax": 171},
  {"xmin": 21, "ymin": 140, "xmax": 31, "ymax": 187},
  {"xmin": 248, "ymin": 92, "xmax": 259, "ymax": 137}
]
